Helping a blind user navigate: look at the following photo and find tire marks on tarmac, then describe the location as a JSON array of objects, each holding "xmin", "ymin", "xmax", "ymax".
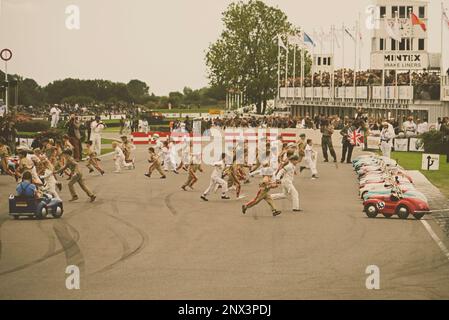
[{"xmin": 93, "ymin": 200, "xmax": 148, "ymax": 274}]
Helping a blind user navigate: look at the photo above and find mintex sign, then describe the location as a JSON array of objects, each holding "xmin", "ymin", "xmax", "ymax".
[{"xmin": 371, "ymin": 52, "xmax": 429, "ymax": 70}]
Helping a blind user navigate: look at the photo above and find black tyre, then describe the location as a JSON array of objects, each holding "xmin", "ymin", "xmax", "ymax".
[
  {"xmin": 382, "ymin": 214, "xmax": 392, "ymax": 219},
  {"xmin": 13, "ymin": 215, "xmax": 19, "ymax": 220},
  {"xmin": 365, "ymin": 204, "xmax": 378, "ymax": 218},
  {"xmin": 396, "ymin": 205, "xmax": 410, "ymax": 220},
  {"xmin": 51, "ymin": 204, "xmax": 64, "ymax": 219},
  {"xmin": 35, "ymin": 203, "xmax": 48, "ymax": 220}
]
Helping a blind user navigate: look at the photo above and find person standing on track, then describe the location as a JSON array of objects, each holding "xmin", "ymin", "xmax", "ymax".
[
  {"xmin": 200, "ymin": 153, "xmax": 230, "ymax": 201},
  {"xmin": 302, "ymin": 139, "xmax": 318, "ymax": 180},
  {"xmin": 90, "ymin": 116, "xmax": 105, "ymax": 156},
  {"xmin": 380, "ymin": 122, "xmax": 395, "ymax": 159},
  {"xmin": 320, "ymin": 120, "xmax": 337, "ymax": 163}
]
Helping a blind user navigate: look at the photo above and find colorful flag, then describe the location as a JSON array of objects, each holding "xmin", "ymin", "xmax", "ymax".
[
  {"xmin": 411, "ymin": 13, "xmax": 427, "ymax": 32},
  {"xmin": 304, "ymin": 32, "xmax": 315, "ymax": 47},
  {"xmin": 349, "ymin": 128, "xmax": 364, "ymax": 146}
]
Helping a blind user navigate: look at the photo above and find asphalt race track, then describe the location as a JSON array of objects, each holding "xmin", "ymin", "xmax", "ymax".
[{"xmin": 1, "ymin": 146, "xmax": 449, "ymax": 299}]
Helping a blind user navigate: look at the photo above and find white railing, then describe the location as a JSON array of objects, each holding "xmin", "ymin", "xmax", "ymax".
[{"xmin": 279, "ymin": 86, "xmax": 414, "ymax": 102}]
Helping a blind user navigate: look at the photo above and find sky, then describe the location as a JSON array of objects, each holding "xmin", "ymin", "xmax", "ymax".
[{"xmin": 0, "ymin": 0, "xmax": 447, "ymax": 95}]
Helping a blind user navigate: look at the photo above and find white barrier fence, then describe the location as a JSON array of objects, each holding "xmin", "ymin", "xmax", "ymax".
[{"xmin": 279, "ymin": 86, "xmax": 414, "ymax": 100}]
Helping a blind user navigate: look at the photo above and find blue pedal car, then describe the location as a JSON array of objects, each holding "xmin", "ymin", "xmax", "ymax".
[{"xmin": 9, "ymin": 194, "xmax": 64, "ymax": 220}]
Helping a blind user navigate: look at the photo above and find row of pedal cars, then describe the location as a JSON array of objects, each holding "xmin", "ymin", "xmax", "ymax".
[{"xmin": 353, "ymin": 155, "xmax": 430, "ymax": 220}]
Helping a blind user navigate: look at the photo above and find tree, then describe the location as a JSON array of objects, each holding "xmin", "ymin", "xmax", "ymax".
[
  {"xmin": 206, "ymin": 0, "xmax": 308, "ymax": 114},
  {"xmin": 127, "ymin": 79, "xmax": 150, "ymax": 104}
]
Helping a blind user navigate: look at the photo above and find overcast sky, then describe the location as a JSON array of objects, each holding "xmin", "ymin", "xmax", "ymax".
[{"xmin": 0, "ymin": 0, "xmax": 447, "ymax": 95}]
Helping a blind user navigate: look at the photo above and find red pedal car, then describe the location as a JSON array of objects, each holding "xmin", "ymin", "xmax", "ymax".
[{"xmin": 363, "ymin": 190, "xmax": 430, "ymax": 220}]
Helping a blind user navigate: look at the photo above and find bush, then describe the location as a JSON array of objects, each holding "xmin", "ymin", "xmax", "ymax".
[
  {"xmin": 420, "ymin": 131, "xmax": 446, "ymax": 154},
  {"xmin": 16, "ymin": 120, "xmax": 50, "ymax": 132}
]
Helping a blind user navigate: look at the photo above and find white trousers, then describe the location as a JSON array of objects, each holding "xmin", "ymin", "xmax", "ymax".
[
  {"xmin": 91, "ymin": 134, "xmax": 102, "ymax": 156},
  {"xmin": 114, "ymin": 156, "xmax": 133, "ymax": 172},
  {"xmin": 305, "ymin": 156, "xmax": 318, "ymax": 176},
  {"xmin": 380, "ymin": 142, "xmax": 392, "ymax": 158},
  {"xmin": 203, "ymin": 177, "xmax": 228, "ymax": 196},
  {"xmin": 271, "ymin": 180, "xmax": 300, "ymax": 210},
  {"xmin": 51, "ymin": 115, "xmax": 58, "ymax": 128}
]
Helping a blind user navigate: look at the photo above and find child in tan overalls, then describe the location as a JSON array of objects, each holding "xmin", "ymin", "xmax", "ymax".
[
  {"xmin": 85, "ymin": 141, "xmax": 105, "ymax": 175},
  {"xmin": 145, "ymin": 147, "xmax": 166, "ymax": 179},
  {"xmin": 242, "ymin": 164, "xmax": 281, "ymax": 217}
]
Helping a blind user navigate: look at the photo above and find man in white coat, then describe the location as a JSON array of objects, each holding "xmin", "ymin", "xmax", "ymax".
[
  {"xmin": 271, "ymin": 155, "xmax": 302, "ymax": 212},
  {"xmin": 90, "ymin": 116, "xmax": 105, "ymax": 156},
  {"xmin": 380, "ymin": 122, "xmax": 395, "ymax": 158},
  {"xmin": 50, "ymin": 105, "xmax": 61, "ymax": 128}
]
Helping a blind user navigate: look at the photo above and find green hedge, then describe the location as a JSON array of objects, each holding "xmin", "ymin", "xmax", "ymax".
[
  {"xmin": 420, "ymin": 131, "xmax": 446, "ymax": 154},
  {"xmin": 16, "ymin": 120, "xmax": 51, "ymax": 133}
]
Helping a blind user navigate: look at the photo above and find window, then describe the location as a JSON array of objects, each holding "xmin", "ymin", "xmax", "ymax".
[
  {"xmin": 318, "ymin": 57, "xmax": 321, "ymax": 66},
  {"xmin": 391, "ymin": 39, "xmax": 397, "ymax": 51},
  {"xmin": 392, "ymin": 6, "xmax": 398, "ymax": 18},
  {"xmin": 399, "ymin": 39, "xmax": 406, "ymax": 51},
  {"xmin": 380, "ymin": 6, "xmax": 386, "ymax": 18},
  {"xmin": 399, "ymin": 6, "xmax": 406, "ymax": 18},
  {"xmin": 419, "ymin": 6, "xmax": 425, "ymax": 19},
  {"xmin": 418, "ymin": 39, "xmax": 425, "ymax": 51},
  {"xmin": 380, "ymin": 38, "xmax": 385, "ymax": 51},
  {"xmin": 407, "ymin": 6, "xmax": 414, "ymax": 17},
  {"xmin": 328, "ymin": 57, "xmax": 332, "ymax": 66}
]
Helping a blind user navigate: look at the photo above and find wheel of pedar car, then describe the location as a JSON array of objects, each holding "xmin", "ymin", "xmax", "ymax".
[
  {"xmin": 361, "ymin": 191, "xmax": 368, "ymax": 199},
  {"xmin": 382, "ymin": 214, "xmax": 392, "ymax": 219},
  {"xmin": 365, "ymin": 204, "xmax": 378, "ymax": 218},
  {"xmin": 413, "ymin": 212, "xmax": 425, "ymax": 220},
  {"xmin": 396, "ymin": 205, "xmax": 410, "ymax": 220},
  {"xmin": 35, "ymin": 207, "xmax": 48, "ymax": 220},
  {"xmin": 51, "ymin": 204, "xmax": 64, "ymax": 219}
]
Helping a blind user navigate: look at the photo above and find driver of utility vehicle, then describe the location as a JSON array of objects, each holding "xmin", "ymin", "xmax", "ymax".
[{"xmin": 16, "ymin": 171, "xmax": 40, "ymax": 198}]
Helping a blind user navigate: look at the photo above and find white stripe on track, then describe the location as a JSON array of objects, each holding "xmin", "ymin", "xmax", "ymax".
[{"xmin": 421, "ymin": 220, "xmax": 449, "ymax": 261}]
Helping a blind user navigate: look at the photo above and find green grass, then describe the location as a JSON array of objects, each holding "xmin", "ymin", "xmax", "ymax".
[
  {"xmin": 101, "ymin": 148, "xmax": 113, "ymax": 155},
  {"xmin": 392, "ymin": 151, "xmax": 449, "ymax": 198}
]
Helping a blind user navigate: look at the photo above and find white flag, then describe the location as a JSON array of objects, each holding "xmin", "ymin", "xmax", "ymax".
[
  {"xmin": 277, "ymin": 35, "xmax": 287, "ymax": 50},
  {"xmin": 385, "ymin": 19, "xmax": 401, "ymax": 41}
]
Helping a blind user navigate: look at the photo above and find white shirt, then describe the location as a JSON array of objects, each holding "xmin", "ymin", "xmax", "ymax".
[
  {"xmin": 381, "ymin": 127, "xmax": 395, "ymax": 142},
  {"xmin": 276, "ymin": 162, "xmax": 295, "ymax": 182},
  {"xmin": 417, "ymin": 122, "xmax": 429, "ymax": 135},
  {"xmin": 50, "ymin": 107, "xmax": 60, "ymax": 117},
  {"xmin": 91, "ymin": 121, "xmax": 105, "ymax": 135},
  {"xmin": 211, "ymin": 160, "xmax": 225, "ymax": 179},
  {"xmin": 305, "ymin": 144, "xmax": 316, "ymax": 159},
  {"xmin": 154, "ymin": 140, "xmax": 164, "ymax": 156},
  {"xmin": 402, "ymin": 121, "xmax": 417, "ymax": 133}
]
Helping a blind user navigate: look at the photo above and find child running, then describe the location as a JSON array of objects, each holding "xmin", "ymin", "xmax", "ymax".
[
  {"xmin": 242, "ymin": 163, "xmax": 281, "ymax": 217},
  {"xmin": 200, "ymin": 153, "xmax": 230, "ymax": 201},
  {"xmin": 145, "ymin": 147, "xmax": 166, "ymax": 179},
  {"xmin": 85, "ymin": 141, "xmax": 105, "ymax": 175}
]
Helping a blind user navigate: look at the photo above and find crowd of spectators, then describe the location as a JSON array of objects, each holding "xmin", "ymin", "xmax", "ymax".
[{"xmin": 284, "ymin": 69, "xmax": 441, "ymax": 100}]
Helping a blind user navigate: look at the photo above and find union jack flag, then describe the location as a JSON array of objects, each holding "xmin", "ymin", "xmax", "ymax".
[{"xmin": 349, "ymin": 128, "xmax": 364, "ymax": 146}]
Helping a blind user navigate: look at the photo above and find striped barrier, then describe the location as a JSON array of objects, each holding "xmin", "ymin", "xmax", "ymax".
[{"xmin": 132, "ymin": 130, "xmax": 298, "ymax": 145}]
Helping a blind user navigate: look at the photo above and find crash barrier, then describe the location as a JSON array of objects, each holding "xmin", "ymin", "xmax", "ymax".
[
  {"xmin": 131, "ymin": 130, "xmax": 298, "ymax": 145},
  {"xmin": 366, "ymin": 135, "xmax": 424, "ymax": 152}
]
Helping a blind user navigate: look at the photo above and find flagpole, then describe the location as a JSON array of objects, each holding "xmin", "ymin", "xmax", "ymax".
[
  {"xmin": 285, "ymin": 37, "xmax": 289, "ymax": 100},
  {"xmin": 441, "ymin": 1, "xmax": 444, "ymax": 98},
  {"xmin": 330, "ymin": 25, "xmax": 335, "ymax": 101},
  {"xmin": 301, "ymin": 33, "xmax": 305, "ymax": 101},
  {"xmin": 353, "ymin": 21, "xmax": 357, "ymax": 105},
  {"xmin": 342, "ymin": 22, "xmax": 345, "ymax": 89},
  {"xmin": 277, "ymin": 36, "xmax": 281, "ymax": 103},
  {"xmin": 293, "ymin": 39, "xmax": 297, "ymax": 99},
  {"xmin": 395, "ymin": 12, "xmax": 399, "ymax": 103},
  {"xmin": 409, "ymin": 7, "xmax": 413, "ymax": 88}
]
